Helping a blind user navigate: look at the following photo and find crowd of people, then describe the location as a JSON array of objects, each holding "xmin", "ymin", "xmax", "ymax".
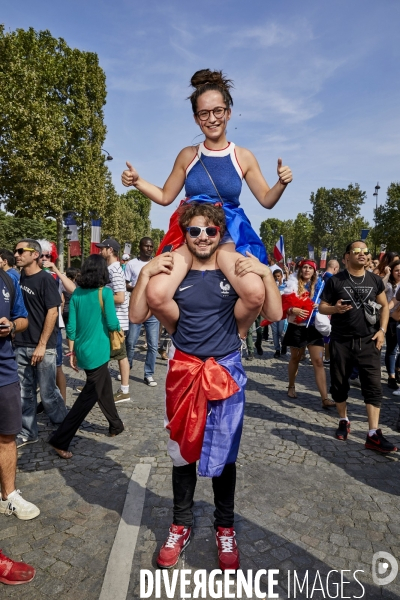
[{"xmin": 0, "ymin": 67, "xmax": 398, "ymax": 585}]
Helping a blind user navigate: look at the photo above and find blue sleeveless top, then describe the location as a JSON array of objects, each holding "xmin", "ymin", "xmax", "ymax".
[{"xmin": 185, "ymin": 142, "xmax": 242, "ymax": 206}]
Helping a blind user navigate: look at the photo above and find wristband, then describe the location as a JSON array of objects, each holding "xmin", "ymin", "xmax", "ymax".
[
  {"xmin": 379, "ymin": 328, "xmax": 386, "ymax": 334},
  {"xmin": 65, "ymin": 351, "xmax": 75, "ymax": 357}
]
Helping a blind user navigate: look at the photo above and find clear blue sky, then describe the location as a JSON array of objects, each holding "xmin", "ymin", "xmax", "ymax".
[{"xmin": 2, "ymin": 1, "xmax": 400, "ymax": 235}]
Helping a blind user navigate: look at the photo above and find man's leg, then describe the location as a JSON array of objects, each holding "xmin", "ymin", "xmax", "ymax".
[
  {"xmin": 15, "ymin": 347, "xmax": 38, "ymax": 443},
  {"xmin": 213, "ymin": 463, "xmax": 240, "ymax": 570},
  {"xmin": 56, "ymin": 329, "xmax": 67, "ymax": 403},
  {"xmin": 37, "ymin": 350, "xmax": 67, "ymax": 425},
  {"xmin": 0, "ymin": 435, "xmax": 17, "ymax": 499},
  {"xmin": 156, "ymin": 462, "xmax": 195, "ymax": 569},
  {"xmin": 329, "ymin": 339, "xmax": 354, "ymax": 440},
  {"xmin": 143, "ymin": 316, "xmax": 159, "ymax": 382},
  {"xmin": 271, "ymin": 322, "xmax": 280, "ymax": 352},
  {"xmin": 0, "ymin": 382, "xmax": 40, "ymax": 519},
  {"xmin": 357, "ymin": 337, "xmax": 397, "ymax": 452},
  {"xmin": 254, "ymin": 316, "xmax": 263, "ymax": 355},
  {"xmin": 126, "ymin": 321, "xmax": 141, "ymax": 369}
]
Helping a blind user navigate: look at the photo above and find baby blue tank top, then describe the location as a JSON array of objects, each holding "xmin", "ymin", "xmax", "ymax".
[{"xmin": 184, "ymin": 142, "xmax": 243, "ymax": 207}]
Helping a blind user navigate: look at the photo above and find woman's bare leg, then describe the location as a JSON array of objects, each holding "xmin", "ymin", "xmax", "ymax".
[
  {"xmin": 146, "ymin": 246, "xmax": 192, "ymax": 334},
  {"xmin": 288, "ymin": 347, "xmax": 301, "ymax": 397},
  {"xmin": 216, "ymin": 244, "xmax": 265, "ymax": 338},
  {"xmin": 308, "ymin": 344, "xmax": 328, "ymax": 400}
]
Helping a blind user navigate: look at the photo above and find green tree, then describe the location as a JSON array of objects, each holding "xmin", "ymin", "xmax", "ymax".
[
  {"xmin": 309, "ymin": 184, "xmax": 369, "ymax": 259},
  {"xmin": 102, "ymin": 188, "xmax": 152, "ymax": 255},
  {"xmin": 0, "ymin": 210, "xmax": 56, "ymax": 249},
  {"xmin": 259, "ymin": 217, "xmax": 295, "ymax": 259},
  {"xmin": 0, "ymin": 26, "xmax": 108, "ymax": 269},
  {"xmin": 150, "ymin": 228, "xmax": 165, "ymax": 253},
  {"xmin": 291, "ymin": 213, "xmax": 314, "ymax": 259},
  {"xmin": 372, "ymin": 183, "xmax": 400, "ymax": 255}
]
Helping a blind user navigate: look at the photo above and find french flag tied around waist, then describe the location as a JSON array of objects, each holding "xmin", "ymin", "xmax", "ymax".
[
  {"xmin": 165, "ymin": 348, "xmax": 247, "ymax": 478},
  {"xmin": 156, "ymin": 194, "xmax": 268, "ymax": 264}
]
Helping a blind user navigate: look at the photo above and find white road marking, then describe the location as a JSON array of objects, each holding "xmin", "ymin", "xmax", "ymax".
[{"xmin": 99, "ymin": 462, "xmax": 151, "ymax": 600}]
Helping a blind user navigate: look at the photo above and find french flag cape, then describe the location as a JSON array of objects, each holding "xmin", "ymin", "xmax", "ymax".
[
  {"xmin": 165, "ymin": 346, "xmax": 247, "ymax": 478},
  {"xmin": 156, "ymin": 194, "xmax": 268, "ymax": 265}
]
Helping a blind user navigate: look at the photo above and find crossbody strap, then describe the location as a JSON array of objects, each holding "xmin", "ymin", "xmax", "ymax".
[
  {"xmin": 98, "ymin": 287, "xmax": 104, "ymax": 314},
  {"xmin": 196, "ymin": 146, "xmax": 224, "ymax": 204}
]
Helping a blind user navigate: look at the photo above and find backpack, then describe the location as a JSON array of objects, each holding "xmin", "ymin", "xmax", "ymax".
[{"xmin": 0, "ymin": 269, "xmax": 16, "ymax": 310}]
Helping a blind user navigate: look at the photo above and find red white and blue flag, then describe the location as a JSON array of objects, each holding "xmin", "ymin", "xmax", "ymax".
[
  {"xmin": 273, "ymin": 235, "xmax": 285, "ymax": 263},
  {"xmin": 64, "ymin": 214, "xmax": 81, "ymax": 257},
  {"xmin": 90, "ymin": 219, "xmax": 102, "ymax": 254}
]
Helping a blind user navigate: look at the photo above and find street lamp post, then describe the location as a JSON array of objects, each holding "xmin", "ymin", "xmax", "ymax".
[
  {"xmin": 101, "ymin": 148, "xmax": 113, "ymax": 161},
  {"xmin": 373, "ymin": 182, "xmax": 380, "ymax": 257}
]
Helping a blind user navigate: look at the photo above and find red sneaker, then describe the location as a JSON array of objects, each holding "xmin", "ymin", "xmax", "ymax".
[
  {"xmin": 216, "ymin": 527, "xmax": 240, "ymax": 571},
  {"xmin": 0, "ymin": 550, "xmax": 35, "ymax": 585},
  {"xmin": 156, "ymin": 524, "xmax": 191, "ymax": 569}
]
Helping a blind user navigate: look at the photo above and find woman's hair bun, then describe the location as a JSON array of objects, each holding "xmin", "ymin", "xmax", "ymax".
[
  {"xmin": 190, "ymin": 69, "xmax": 233, "ymax": 92},
  {"xmin": 188, "ymin": 69, "xmax": 234, "ymax": 113}
]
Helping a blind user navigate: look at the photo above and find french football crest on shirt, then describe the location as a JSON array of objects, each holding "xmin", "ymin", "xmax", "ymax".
[
  {"xmin": 2, "ymin": 288, "xmax": 10, "ymax": 302},
  {"xmin": 343, "ymin": 286, "xmax": 373, "ymax": 309},
  {"xmin": 220, "ymin": 280, "xmax": 231, "ymax": 296}
]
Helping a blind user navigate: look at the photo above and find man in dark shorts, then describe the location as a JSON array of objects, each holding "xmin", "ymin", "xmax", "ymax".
[
  {"xmin": 129, "ymin": 203, "xmax": 281, "ymax": 571},
  {"xmin": 14, "ymin": 239, "xmax": 67, "ymax": 447},
  {"xmin": 0, "ymin": 269, "xmax": 40, "ymax": 495},
  {"xmin": 319, "ymin": 240, "xmax": 396, "ymax": 452}
]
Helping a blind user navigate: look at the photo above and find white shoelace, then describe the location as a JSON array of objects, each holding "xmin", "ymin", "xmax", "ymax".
[
  {"xmin": 218, "ymin": 534, "xmax": 235, "ymax": 552},
  {"xmin": 164, "ymin": 531, "xmax": 184, "ymax": 549}
]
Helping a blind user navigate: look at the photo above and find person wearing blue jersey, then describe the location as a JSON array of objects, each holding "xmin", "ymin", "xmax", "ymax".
[
  {"xmin": 0, "ymin": 267, "xmax": 40, "ymax": 530},
  {"xmin": 128, "ymin": 202, "xmax": 282, "ymax": 572},
  {"xmin": 122, "ymin": 68, "xmax": 292, "ymax": 338}
]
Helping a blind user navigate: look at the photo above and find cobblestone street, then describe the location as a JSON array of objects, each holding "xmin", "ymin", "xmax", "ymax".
[{"xmin": 2, "ymin": 334, "xmax": 400, "ymax": 599}]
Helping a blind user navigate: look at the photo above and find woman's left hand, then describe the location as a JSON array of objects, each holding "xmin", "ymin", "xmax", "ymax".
[
  {"xmin": 69, "ymin": 354, "xmax": 79, "ymax": 372},
  {"xmin": 277, "ymin": 158, "xmax": 293, "ymax": 185},
  {"xmin": 235, "ymin": 252, "xmax": 269, "ymax": 278}
]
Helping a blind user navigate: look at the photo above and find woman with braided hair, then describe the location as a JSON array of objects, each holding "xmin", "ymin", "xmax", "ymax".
[{"xmin": 122, "ymin": 69, "xmax": 292, "ymax": 338}]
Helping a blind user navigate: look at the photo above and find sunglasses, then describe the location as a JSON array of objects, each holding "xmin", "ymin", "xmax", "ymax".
[
  {"xmin": 186, "ymin": 226, "xmax": 220, "ymax": 238},
  {"xmin": 41, "ymin": 254, "xmax": 51, "ymax": 259},
  {"xmin": 15, "ymin": 247, "xmax": 36, "ymax": 255},
  {"xmin": 351, "ymin": 248, "xmax": 369, "ymax": 255}
]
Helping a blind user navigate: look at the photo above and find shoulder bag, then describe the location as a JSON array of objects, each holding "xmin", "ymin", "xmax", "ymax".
[{"xmin": 98, "ymin": 288, "xmax": 125, "ymax": 351}]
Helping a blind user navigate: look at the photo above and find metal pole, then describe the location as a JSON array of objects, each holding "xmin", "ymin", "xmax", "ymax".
[
  {"xmin": 373, "ymin": 182, "xmax": 380, "ymax": 258},
  {"xmin": 81, "ymin": 216, "xmax": 84, "ymax": 266}
]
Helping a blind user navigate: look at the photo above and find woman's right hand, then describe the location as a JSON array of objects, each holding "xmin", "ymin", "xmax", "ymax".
[
  {"xmin": 121, "ymin": 161, "xmax": 139, "ymax": 187},
  {"xmin": 292, "ymin": 307, "xmax": 309, "ymax": 319}
]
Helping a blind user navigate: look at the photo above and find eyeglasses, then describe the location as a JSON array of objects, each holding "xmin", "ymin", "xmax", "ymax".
[
  {"xmin": 351, "ymin": 248, "xmax": 369, "ymax": 255},
  {"xmin": 186, "ymin": 226, "xmax": 220, "ymax": 238},
  {"xmin": 195, "ymin": 107, "xmax": 227, "ymax": 121},
  {"xmin": 15, "ymin": 247, "xmax": 36, "ymax": 255},
  {"xmin": 41, "ymin": 254, "xmax": 51, "ymax": 259}
]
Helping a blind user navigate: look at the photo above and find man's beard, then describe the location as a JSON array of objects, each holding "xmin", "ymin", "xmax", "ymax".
[{"xmin": 188, "ymin": 242, "xmax": 219, "ymax": 261}]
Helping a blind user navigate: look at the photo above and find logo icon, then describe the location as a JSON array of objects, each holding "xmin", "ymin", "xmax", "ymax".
[
  {"xmin": 178, "ymin": 285, "xmax": 193, "ymax": 292},
  {"xmin": 220, "ymin": 280, "xmax": 230, "ymax": 295},
  {"xmin": 372, "ymin": 551, "xmax": 398, "ymax": 586}
]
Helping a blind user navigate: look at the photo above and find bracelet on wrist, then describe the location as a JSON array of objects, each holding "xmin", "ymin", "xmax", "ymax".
[{"xmin": 65, "ymin": 351, "xmax": 75, "ymax": 357}]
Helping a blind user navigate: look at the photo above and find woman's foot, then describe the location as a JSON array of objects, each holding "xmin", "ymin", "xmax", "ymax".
[
  {"xmin": 51, "ymin": 447, "xmax": 72, "ymax": 459},
  {"xmin": 287, "ymin": 386, "xmax": 297, "ymax": 399},
  {"xmin": 322, "ymin": 398, "xmax": 335, "ymax": 409},
  {"xmin": 388, "ymin": 378, "xmax": 399, "ymax": 390}
]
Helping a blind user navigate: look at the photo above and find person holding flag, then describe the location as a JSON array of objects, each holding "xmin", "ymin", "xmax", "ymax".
[{"xmin": 281, "ymin": 260, "xmax": 335, "ymax": 409}]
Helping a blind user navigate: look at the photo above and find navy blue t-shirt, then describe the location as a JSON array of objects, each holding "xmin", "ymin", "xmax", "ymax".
[
  {"xmin": 172, "ymin": 269, "xmax": 240, "ymax": 360},
  {"xmin": 0, "ymin": 276, "xmax": 28, "ymax": 387}
]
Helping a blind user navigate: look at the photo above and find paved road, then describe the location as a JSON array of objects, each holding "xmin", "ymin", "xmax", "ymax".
[{"xmin": 2, "ymin": 334, "xmax": 400, "ymax": 599}]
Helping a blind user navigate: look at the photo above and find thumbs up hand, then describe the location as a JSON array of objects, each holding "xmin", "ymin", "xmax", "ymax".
[
  {"xmin": 121, "ymin": 161, "xmax": 139, "ymax": 187},
  {"xmin": 277, "ymin": 158, "xmax": 292, "ymax": 185}
]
